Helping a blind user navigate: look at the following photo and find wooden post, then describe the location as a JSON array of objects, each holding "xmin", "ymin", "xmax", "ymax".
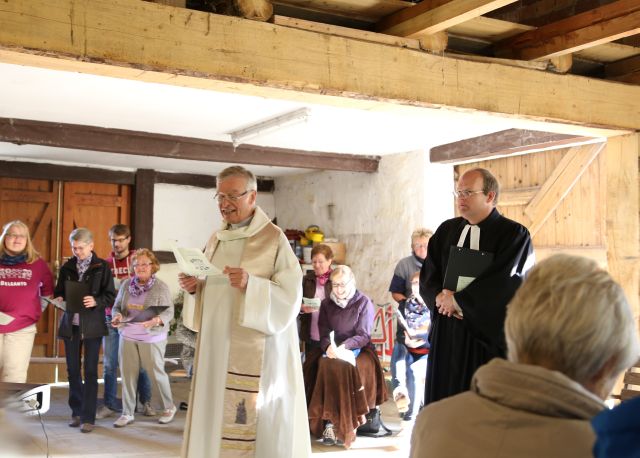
[{"xmin": 134, "ymin": 169, "xmax": 156, "ymax": 251}]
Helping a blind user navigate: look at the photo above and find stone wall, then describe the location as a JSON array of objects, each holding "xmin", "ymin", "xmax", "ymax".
[{"xmin": 274, "ymin": 150, "xmax": 454, "ymax": 305}]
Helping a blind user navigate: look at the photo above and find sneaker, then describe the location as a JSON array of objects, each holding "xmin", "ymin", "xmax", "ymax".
[
  {"xmin": 393, "ymin": 387, "xmax": 410, "ymax": 414},
  {"xmin": 68, "ymin": 416, "xmax": 81, "ymax": 427},
  {"xmin": 322, "ymin": 423, "xmax": 336, "ymax": 446},
  {"xmin": 96, "ymin": 405, "xmax": 117, "ymax": 419},
  {"xmin": 158, "ymin": 405, "xmax": 177, "ymax": 424},
  {"xmin": 113, "ymin": 415, "xmax": 135, "ymax": 428},
  {"xmin": 80, "ymin": 423, "xmax": 94, "ymax": 433},
  {"xmin": 142, "ymin": 401, "xmax": 156, "ymax": 417}
]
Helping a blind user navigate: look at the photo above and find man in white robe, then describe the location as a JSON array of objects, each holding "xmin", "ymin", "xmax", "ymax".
[{"xmin": 179, "ymin": 166, "xmax": 310, "ymax": 458}]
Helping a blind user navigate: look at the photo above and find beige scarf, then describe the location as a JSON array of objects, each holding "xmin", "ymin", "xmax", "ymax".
[{"xmin": 191, "ymin": 209, "xmax": 280, "ymax": 457}]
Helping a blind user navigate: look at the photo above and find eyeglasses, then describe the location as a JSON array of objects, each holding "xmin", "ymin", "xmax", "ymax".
[
  {"xmin": 332, "ymin": 278, "xmax": 352, "ymax": 289},
  {"xmin": 133, "ymin": 262, "xmax": 152, "ymax": 269},
  {"xmin": 110, "ymin": 237, "xmax": 129, "ymax": 243},
  {"xmin": 5, "ymin": 233, "xmax": 27, "ymax": 240},
  {"xmin": 452, "ymin": 189, "xmax": 484, "ymax": 199},
  {"xmin": 412, "ymin": 243, "xmax": 428, "ymax": 249},
  {"xmin": 214, "ymin": 190, "xmax": 252, "ymax": 203}
]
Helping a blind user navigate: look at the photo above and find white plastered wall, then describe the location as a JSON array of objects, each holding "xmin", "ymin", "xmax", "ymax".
[
  {"xmin": 273, "ymin": 150, "xmax": 454, "ymax": 305},
  {"xmin": 152, "ymin": 183, "xmax": 276, "ymax": 297}
]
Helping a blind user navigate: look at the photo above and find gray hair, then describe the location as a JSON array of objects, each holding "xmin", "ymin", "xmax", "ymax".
[
  {"xmin": 505, "ymin": 254, "xmax": 640, "ymax": 389},
  {"xmin": 411, "ymin": 228, "xmax": 433, "ymax": 243},
  {"xmin": 69, "ymin": 227, "xmax": 93, "ymax": 244},
  {"xmin": 467, "ymin": 168, "xmax": 500, "ymax": 205},
  {"xmin": 217, "ymin": 165, "xmax": 257, "ymax": 192},
  {"xmin": 330, "ymin": 265, "xmax": 356, "ymax": 287}
]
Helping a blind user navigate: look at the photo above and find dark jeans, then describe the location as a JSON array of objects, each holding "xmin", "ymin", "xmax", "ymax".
[{"xmin": 64, "ymin": 326, "xmax": 102, "ymax": 424}]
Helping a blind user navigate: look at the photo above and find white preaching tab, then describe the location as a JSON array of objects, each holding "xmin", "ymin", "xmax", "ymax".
[
  {"xmin": 0, "ymin": 311, "xmax": 15, "ymax": 325},
  {"xmin": 170, "ymin": 241, "xmax": 224, "ymax": 277},
  {"xmin": 457, "ymin": 224, "xmax": 480, "ymax": 250}
]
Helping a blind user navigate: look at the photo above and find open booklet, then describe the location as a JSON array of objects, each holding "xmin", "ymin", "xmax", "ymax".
[
  {"xmin": 329, "ymin": 331, "xmax": 356, "ymax": 367},
  {"xmin": 302, "ymin": 297, "xmax": 321, "ymax": 311},
  {"xmin": 170, "ymin": 242, "xmax": 224, "ymax": 277},
  {"xmin": 41, "ymin": 296, "xmax": 67, "ymax": 312}
]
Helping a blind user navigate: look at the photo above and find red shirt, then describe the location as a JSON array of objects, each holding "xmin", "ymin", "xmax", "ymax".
[
  {"xmin": 0, "ymin": 258, "xmax": 54, "ymax": 333},
  {"xmin": 105, "ymin": 251, "xmax": 134, "ymax": 316}
]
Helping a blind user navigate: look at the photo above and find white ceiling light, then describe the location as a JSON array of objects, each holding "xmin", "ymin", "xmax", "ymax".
[{"xmin": 229, "ymin": 107, "xmax": 311, "ymax": 148}]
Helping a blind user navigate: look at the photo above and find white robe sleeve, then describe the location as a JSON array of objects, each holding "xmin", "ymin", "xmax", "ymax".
[{"xmin": 240, "ymin": 234, "xmax": 302, "ymax": 336}]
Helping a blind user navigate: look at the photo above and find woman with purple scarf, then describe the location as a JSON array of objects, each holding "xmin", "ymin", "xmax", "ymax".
[
  {"xmin": 111, "ymin": 248, "xmax": 176, "ymax": 428},
  {"xmin": 55, "ymin": 228, "xmax": 115, "ymax": 433}
]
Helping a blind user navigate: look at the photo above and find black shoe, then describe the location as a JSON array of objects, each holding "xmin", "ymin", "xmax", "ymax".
[{"xmin": 69, "ymin": 416, "xmax": 81, "ymax": 427}]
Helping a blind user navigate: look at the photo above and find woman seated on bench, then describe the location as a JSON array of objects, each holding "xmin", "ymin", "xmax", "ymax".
[{"xmin": 306, "ymin": 265, "xmax": 387, "ymax": 448}]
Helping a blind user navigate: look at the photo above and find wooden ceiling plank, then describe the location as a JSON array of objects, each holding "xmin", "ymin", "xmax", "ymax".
[
  {"xmin": 1, "ymin": 0, "xmax": 639, "ymax": 130},
  {"xmin": 376, "ymin": 0, "xmax": 517, "ymax": 37},
  {"xmin": 430, "ymin": 128, "xmax": 599, "ymax": 164},
  {"xmin": 0, "ymin": 117, "xmax": 380, "ymax": 173},
  {"xmin": 524, "ymin": 142, "xmax": 605, "ymax": 236},
  {"xmin": 495, "ymin": 0, "xmax": 640, "ymax": 60},
  {"xmin": 272, "ymin": 15, "xmax": 420, "ymax": 49}
]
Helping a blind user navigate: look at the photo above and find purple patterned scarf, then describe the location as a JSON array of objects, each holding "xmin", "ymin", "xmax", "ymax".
[{"xmin": 129, "ymin": 274, "xmax": 156, "ymax": 297}]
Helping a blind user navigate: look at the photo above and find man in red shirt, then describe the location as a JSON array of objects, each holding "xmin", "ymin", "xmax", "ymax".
[{"xmin": 96, "ymin": 224, "xmax": 154, "ymax": 419}]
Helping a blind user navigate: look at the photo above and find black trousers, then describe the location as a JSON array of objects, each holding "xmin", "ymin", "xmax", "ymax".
[{"xmin": 64, "ymin": 326, "xmax": 102, "ymax": 424}]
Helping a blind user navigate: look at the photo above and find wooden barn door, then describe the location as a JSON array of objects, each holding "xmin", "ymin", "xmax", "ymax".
[
  {"xmin": 61, "ymin": 182, "xmax": 131, "ymax": 259},
  {"xmin": 0, "ymin": 178, "xmax": 60, "ymax": 357},
  {"xmin": 55, "ymin": 182, "xmax": 131, "ymax": 357},
  {"xmin": 457, "ymin": 142, "xmax": 608, "ymax": 266}
]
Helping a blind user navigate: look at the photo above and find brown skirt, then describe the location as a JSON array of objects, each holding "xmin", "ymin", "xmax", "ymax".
[{"xmin": 307, "ymin": 346, "xmax": 388, "ymax": 447}]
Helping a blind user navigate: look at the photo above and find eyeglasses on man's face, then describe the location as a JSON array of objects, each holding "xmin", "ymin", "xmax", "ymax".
[
  {"xmin": 214, "ymin": 190, "xmax": 252, "ymax": 203},
  {"xmin": 452, "ymin": 189, "xmax": 484, "ymax": 199},
  {"xmin": 110, "ymin": 236, "xmax": 129, "ymax": 244}
]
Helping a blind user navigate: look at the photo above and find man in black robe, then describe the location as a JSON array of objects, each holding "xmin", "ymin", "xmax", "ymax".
[{"xmin": 420, "ymin": 168, "xmax": 534, "ymax": 405}]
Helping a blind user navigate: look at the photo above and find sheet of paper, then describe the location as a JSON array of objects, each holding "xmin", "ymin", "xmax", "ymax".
[
  {"xmin": 329, "ymin": 331, "xmax": 356, "ymax": 367},
  {"xmin": 170, "ymin": 242, "xmax": 224, "ymax": 277},
  {"xmin": 0, "ymin": 311, "xmax": 15, "ymax": 325},
  {"xmin": 456, "ymin": 276, "xmax": 475, "ymax": 291},
  {"xmin": 41, "ymin": 296, "xmax": 67, "ymax": 311},
  {"xmin": 302, "ymin": 297, "xmax": 321, "ymax": 310}
]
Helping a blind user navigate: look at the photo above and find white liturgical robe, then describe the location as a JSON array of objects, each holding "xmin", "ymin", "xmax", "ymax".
[{"xmin": 182, "ymin": 207, "xmax": 310, "ymax": 458}]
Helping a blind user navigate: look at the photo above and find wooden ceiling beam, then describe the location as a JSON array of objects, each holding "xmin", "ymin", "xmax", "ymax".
[
  {"xmin": 0, "ymin": 118, "xmax": 380, "ymax": 173},
  {"xmin": 0, "ymin": 0, "xmax": 639, "ymax": 130},
  {"xmin": 494, "ymin": 0, "xmax": 640, "ymax": 60},
  {"xmin": 376, "ymin": 0, "xmax": 517, "ymax": 37},
  {"xmin": 430, "ymin": 129, "xmax": 599, "ymax": 164}
]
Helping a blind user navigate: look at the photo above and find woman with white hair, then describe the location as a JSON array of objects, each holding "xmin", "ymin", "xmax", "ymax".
[
  {"xmin": 307, "ymin": 265, "xmax": 387, "ymax": 448},
  {"xmin": 410, "ymin": 254, "xmax": 640, "ymax": 458},
  {"xmin": 55, "ymin": 228, "xmax": 115, "ymax": 433}
]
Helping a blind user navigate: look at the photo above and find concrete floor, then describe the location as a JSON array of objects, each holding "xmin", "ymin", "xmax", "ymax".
[{"xmin": 2, "ymin": 373, "xmax": 414, "ymax": 458}]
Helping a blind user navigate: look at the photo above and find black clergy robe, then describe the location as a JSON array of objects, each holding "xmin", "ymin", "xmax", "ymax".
[{"xmin": 420, "ymin": 207, "xmax": 534, "ymax": 405}]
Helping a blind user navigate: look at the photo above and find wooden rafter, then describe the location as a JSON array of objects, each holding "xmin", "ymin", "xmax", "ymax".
[
  {"xmin": 430, "ymin": 129, "xmax": 598, "ymax": 164},
  {"xmin": 376, "ymin": 0, "xmax": 517, "ymax": 37},
  {"xmin": 494, "ymin": 0, "xmax": 640, "ymax": 60},
  {"xmin": 0, "ymin": 118, "xmax": 380, "ymax": 173}
]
